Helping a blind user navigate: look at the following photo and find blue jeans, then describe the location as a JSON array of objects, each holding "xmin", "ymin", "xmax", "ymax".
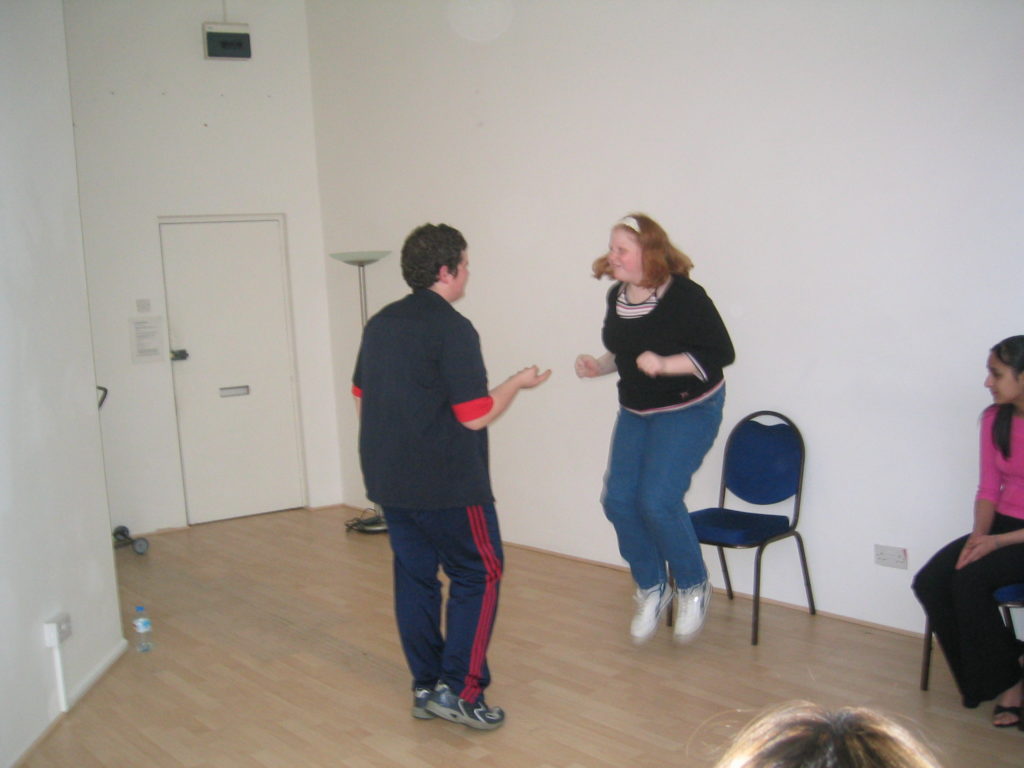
[{"xmin": 602, "ymin": 387, "xmax": 725, "ymax": 590}]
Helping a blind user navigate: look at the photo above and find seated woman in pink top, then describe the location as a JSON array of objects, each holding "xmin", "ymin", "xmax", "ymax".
[{"xmin": 913, "ymin": 335, "xmax": 1024, "ymax": 727}]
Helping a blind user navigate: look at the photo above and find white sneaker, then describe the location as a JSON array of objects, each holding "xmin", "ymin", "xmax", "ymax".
[
  {"xmin": 673, "ymin": 580, "xmax": 712, "ymax": 644},
  {"xmin": 630, "ymin": 583, "xmax": 671, "ymax": 644}
]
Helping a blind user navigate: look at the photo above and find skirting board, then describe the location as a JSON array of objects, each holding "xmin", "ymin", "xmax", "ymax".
[
  {"xmin": 67, "ymin": 637, "xmax": 128, "ymax": 709},
  {"xmin": 12, "ymin": 639, "xmax": 126, "ymax": 768}
]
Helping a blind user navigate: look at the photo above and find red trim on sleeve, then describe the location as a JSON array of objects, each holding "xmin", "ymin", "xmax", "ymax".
[
  {"xmin": 452, "ymin": 396, "xmax": 493, "ymax": 423},
  {"xmin": 352, "ymin": 385, "xmax": 362, "ymax": 398}
]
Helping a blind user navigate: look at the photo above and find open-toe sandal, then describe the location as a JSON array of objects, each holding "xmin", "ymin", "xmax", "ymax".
[{"xmin": 992, "ymin": 704, "xmax": 1021, "ymax": 728}]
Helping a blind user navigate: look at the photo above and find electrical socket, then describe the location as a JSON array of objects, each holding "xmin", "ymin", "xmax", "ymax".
[
  {"xmin": 874, "ymin": 544, "xmax": 908, "ymax": 570},
  {"xmin": 43, "ymin": 612, "xmax": 72, "ymax": 647}
]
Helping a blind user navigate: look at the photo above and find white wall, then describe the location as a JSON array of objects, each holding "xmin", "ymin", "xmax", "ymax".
[
  {"xmin": 0, "ymin": 3, "xmax": 125, "ymax": 765},
  {"xmin": 310, "ymin": 0, "xmax": 1024, "ymax": 633},
  {"xmin": 1, "ymin": 6, "xmax": 1019, "ymax": 762},
  {"xmin": 63, "ymin": 0, "xmax": 343, "ymax": 535}
]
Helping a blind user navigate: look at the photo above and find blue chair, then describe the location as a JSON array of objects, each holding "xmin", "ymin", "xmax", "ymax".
[
  {"xmin": 920, "ymin": 582, "xmax": 1024, "ymax": 690},
  {"xmin": 690, "ymin": 410, "xmax": 815, "ymax": 645}
]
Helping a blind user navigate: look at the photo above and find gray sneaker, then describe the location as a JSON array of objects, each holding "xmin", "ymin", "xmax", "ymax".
[
  {"xmin": 412, "ymin": 686, "xmax": 436, "ymax": 719},
  {"xmin": 425, "ymin": 683, "xmax": 505, "ymax": 730}
]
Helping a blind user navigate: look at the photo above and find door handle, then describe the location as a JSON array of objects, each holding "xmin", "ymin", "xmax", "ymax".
[{"xmin": 170, "ymin": 348, "xmax": 190, "ymax": 361}]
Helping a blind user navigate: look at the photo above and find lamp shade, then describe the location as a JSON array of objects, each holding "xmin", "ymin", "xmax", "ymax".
[{"xmin": 329, "ymin": 250, "xmax": 389, "ymax": 267}]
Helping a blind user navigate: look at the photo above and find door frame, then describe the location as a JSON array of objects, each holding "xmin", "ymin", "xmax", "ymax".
[{"xmin": 158, "ymin": 212, "xmax": 308, "ymax": 523}]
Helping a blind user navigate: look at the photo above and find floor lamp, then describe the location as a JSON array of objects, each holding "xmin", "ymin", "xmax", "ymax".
[{"xmin": 330, "ymin": 250, "xmax": 389, "ymax": 533}]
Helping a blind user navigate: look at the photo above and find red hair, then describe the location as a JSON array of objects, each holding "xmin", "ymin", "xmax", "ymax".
[{"xmin": 591, "ymin": 213, "xmax": 694, "ymax": 287}]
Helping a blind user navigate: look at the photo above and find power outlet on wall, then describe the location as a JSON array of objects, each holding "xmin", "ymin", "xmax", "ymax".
[{"xmin": 874, "ymin": 544, "xmax": 908, "ymax": 570}]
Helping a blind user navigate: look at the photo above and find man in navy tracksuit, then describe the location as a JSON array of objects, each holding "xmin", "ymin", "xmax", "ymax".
[{"xmin": 352, "ymin": 223, "xmax": 549, "ymax": 730}]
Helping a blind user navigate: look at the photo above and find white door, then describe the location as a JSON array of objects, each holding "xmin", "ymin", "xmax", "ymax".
[{"xmin": 160, "ymin": 216, "xmax": 305, "ymax": 524}]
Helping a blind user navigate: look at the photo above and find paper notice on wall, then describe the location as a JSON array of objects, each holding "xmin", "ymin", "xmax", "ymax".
[{"xmin": 131, "ymin": 316, "xmax": 165, "ymax": 363}]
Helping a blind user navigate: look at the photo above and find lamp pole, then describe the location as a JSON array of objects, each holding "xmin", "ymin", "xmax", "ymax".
[
  {"xmin": 356, "ymin": 262, "xmax": 370, "ymax": 327},
  {"xmin": 329, "ymin": 250, "xmax": 390, "ymax": 532}
]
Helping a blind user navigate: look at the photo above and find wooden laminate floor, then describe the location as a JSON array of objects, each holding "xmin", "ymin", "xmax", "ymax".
[{"xmin": 19, "ymin": 507, "xmax": 1023, "ymax": 767}]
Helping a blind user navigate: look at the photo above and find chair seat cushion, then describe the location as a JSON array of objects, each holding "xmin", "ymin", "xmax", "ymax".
[
  {"xmin": 994, "ymin": 583, "xmax": 1024, "ymax": 605},
  {"xmin": 690, "ymin": 508, "xmax": 791, "ymax": 547}
]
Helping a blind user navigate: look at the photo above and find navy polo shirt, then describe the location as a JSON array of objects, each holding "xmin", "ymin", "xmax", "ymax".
[{"xmin": 353, "ymin": 289, "xmax": 493, "ymax": 509}]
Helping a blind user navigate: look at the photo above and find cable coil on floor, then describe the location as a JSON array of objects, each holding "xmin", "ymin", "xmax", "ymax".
[{"xmin": 344, "ymin": 507, "xmax": 388, "ymax": 534}]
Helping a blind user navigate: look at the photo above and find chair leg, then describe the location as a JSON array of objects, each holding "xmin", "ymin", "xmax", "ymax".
[
  {"xmin": 1000, "ymin": 604, "xmax": 1012, "ymax": 629},
  {"xmin": 793, "ymin": 532, "xmax": 816, "ymax": 615},
  {"xmin": 751, "ymin": 543, "xmax": 767, "ymax": 645},
  {"xmin": 666, "ymin": 569, "xmax": 676, "ymax": 627},
  {"xmin": 920, "ymin": 618, "xmax": 932, "ymax": 691},
  {"xmin": 717, "ymin": 546, "xmax": 734, "ymax": 600}
]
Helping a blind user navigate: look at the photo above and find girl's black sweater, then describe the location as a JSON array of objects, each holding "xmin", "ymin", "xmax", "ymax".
[{"xmin": 602, "ymin": 275, "xmax": 735, "ymax": 412}]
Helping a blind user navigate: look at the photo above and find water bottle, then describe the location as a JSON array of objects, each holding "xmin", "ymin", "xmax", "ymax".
[{"xmin": 132, "ymin": 605, "xmax": 153, "ymax": 652}]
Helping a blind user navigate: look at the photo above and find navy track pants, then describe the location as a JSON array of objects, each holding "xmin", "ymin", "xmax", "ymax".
[{"xmin": 383, "ymin": 504, "xmax": 503, "ymax": 703}]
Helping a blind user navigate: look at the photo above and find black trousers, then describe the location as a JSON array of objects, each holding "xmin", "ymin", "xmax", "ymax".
[{"xmin": 912, "ymin": 513, "xmax": 1024, "ymax": 707}]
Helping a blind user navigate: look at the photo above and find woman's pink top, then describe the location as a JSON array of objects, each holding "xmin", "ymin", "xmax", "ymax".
[{"xmin": 977, "ymin": 406, "xmax": 1024, "ymax": 520}]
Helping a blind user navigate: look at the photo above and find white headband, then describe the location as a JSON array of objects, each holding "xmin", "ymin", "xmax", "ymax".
[{"xmin": 616, "ymin": 216, "xmax": 641, "ymax": 233}]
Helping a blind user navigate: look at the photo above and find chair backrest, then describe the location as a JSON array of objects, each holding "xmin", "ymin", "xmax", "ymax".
[{"xmin": 720, "ymin": 410, "xmax": 805, "ymax": 526}]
